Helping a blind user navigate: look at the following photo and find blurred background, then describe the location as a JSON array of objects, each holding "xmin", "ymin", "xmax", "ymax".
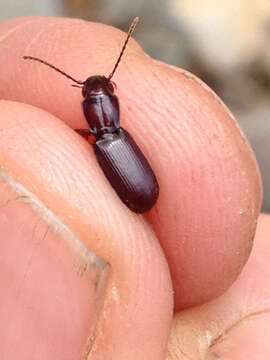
[{"xmin": 1, "ymin": 0, "xmax": 269, "ymax": 211}]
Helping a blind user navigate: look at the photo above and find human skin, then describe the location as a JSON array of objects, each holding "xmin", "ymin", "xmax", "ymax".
[{"xmin": 0, "ymin": 17, "xmax": 266, "ymax": 359}]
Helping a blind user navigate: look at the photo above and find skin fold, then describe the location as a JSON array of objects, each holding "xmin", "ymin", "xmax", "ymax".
[{"xmin": 0, "ymin": 17, "xmax": 265, "ymax": 359}]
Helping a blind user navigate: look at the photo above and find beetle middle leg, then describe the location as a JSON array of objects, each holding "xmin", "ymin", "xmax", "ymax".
[{"xmin": 75, "ymin": 128, "xmax": 91, "ymax": 140}]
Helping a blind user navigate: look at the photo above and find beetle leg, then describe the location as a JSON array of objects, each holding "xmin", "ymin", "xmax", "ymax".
[{"xmin": 75, "ymin": 128, "xmax": 91, "ymax": 140}]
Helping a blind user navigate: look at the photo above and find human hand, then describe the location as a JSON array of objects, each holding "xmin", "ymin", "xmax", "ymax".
[{"xmin": 0, "ymin": 17, "xmax": 263, "ymax": 359}]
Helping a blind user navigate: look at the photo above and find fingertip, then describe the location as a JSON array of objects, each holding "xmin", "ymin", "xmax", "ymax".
[{"xmin": 0, "ymin": 16, "xmax": 262, "ymax": 311}]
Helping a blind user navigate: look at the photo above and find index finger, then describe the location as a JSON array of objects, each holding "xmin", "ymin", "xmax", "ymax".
[{"xmin": 0, "ymin": 16, "xmax": 262, "ymax": 309}]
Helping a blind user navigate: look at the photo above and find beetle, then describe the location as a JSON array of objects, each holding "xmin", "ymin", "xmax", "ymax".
[{"xmin": 23, "ymin": 17, "xmax": 159, "ymax": 213}]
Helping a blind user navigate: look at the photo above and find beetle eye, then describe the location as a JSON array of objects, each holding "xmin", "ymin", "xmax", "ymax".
[
  {"xmin": 106, "ymin": 82, "xmax": 115, "ymax": 94},
  {"xmin": 111, "ymin": 81, "xmax": 117, "ymax": 90}
]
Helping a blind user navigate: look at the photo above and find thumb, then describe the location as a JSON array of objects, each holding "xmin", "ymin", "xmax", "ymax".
[{"xmin": 0, "ymin": 100, "xmax": 172, "ymax": 359}]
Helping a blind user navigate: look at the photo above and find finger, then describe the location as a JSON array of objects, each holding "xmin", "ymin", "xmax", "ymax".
[
  {"xmin": 0, "ymin": 100, "xmax": 173, "ymax": 359},
  {"xmin": 0, "ymin": 17, "xmax": 262, "ymax": 309},
  {"xmin": 167, "ymin": 214, "xmax": 270, "ymax": 359}
]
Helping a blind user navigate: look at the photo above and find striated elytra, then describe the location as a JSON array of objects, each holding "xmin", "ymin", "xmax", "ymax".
[
  {"xmin": 23, "ymin": 17, "xmax": 159, "ymax": 213},
  {"xmin": 94, "ymin": 127, "xmax": 159, "ymax": 213}
]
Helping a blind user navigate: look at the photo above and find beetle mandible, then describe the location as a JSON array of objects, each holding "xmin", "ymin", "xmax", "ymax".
[{"xmin": 23, "ymin": 17, "xmax": 159, "ymax": 213}]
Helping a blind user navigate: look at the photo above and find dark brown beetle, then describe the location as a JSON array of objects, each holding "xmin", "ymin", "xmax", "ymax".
[{"xmin": 23, "ymin": 18, "xmax": 159, "ymax": 213}]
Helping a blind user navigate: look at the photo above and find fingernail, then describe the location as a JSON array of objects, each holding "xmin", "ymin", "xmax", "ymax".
[{"xmin": 0, "ymin": 170, "xmax": 109, "ymax": 360}]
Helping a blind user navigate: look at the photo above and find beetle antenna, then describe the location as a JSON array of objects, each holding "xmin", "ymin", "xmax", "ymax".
[
  {"xmin": 108, "ymin": 17, "xmax": 139, "ymax": 80},
  {"xmin": 23, "ymin": 56, "xmax": 84, "ymax": 85}
]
